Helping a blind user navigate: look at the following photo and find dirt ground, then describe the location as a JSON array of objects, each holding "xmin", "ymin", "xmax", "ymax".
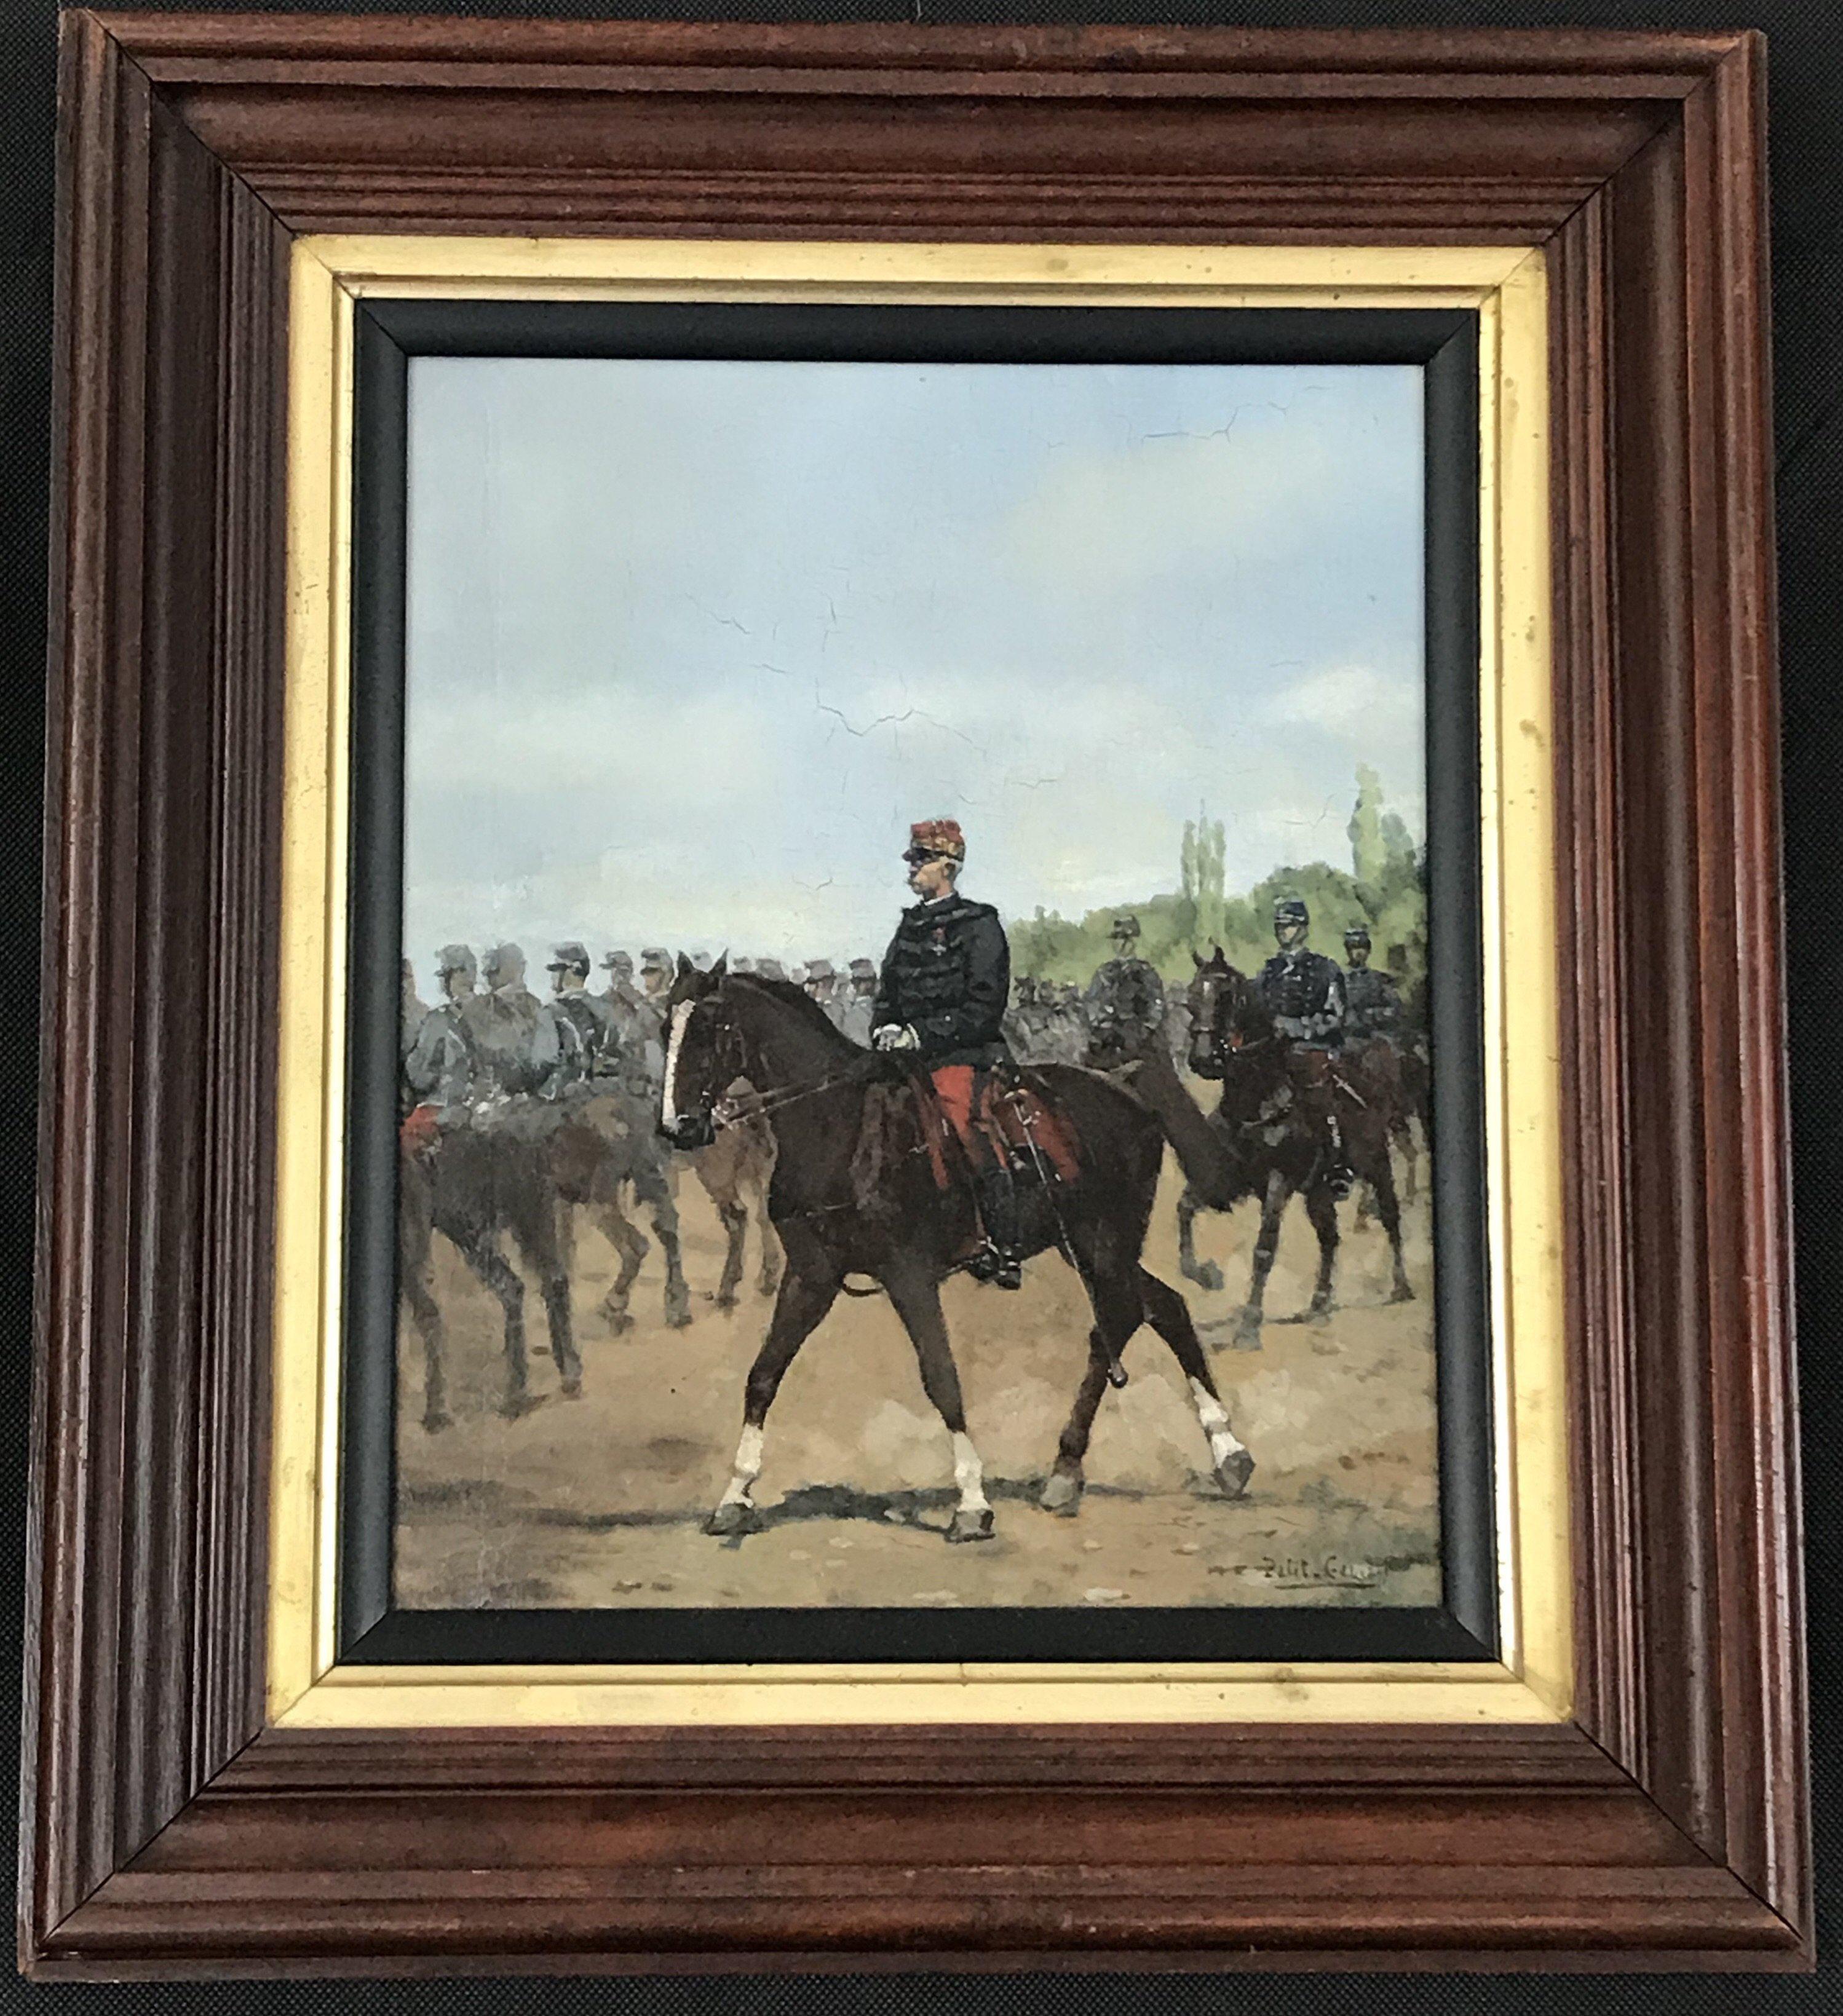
[{"xmin": 394, "ymin": 1136, "xmax": 1442, "ymax": 1612}]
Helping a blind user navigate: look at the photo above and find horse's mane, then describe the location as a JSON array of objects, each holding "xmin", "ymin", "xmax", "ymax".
[{"xmin": 726, "ymin": 972, "xmax": 862, "ymax": 1048}]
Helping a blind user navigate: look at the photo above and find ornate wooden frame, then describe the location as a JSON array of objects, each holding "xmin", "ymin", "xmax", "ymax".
[{"xmin": 24, "ymin": 13, "xmax": 1804, "ymax": 1975}]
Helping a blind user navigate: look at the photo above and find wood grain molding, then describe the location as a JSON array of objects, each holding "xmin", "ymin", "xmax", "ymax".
[{"xmin": 23, "ymin": 12, "xmax": 1805, "ymax": 1974}]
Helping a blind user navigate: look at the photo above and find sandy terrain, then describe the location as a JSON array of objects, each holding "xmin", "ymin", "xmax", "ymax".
[{"xmin": 394, "ymin": 1136, "xmax": 1442, "ymax": 1613}]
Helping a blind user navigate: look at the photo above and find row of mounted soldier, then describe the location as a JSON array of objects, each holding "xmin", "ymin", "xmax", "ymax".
[
  {"xmin": 394, "ymin": 885, "xmax": 1427, "ymax": 1433},
  {"xmin": 398, "ymin": 910, "xmax": 1422, "ymax": 1124}
]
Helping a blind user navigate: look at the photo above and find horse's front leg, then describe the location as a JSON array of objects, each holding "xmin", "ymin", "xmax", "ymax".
[
  {"xmin": 1235, "ymin": 1166, "xmax": 1291, "ymax": 1348},
  {"xmin": 882, "ymin": 1260, "xmax": 994, "ymax": 1541},
  {"xmin": 707, "ymin": 1264, "xmax": 841, "ymax": 1535}
]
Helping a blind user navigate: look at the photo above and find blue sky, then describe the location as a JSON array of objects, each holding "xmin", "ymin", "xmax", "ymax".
[{"xmin": 400, "ymin": 355, "xmax": 1424, "ymax": 981}]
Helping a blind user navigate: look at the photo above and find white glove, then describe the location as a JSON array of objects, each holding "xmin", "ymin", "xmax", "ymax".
[{"xmin": 872, "ymin": 1022, "xmax": 921, "ymax": 1052}]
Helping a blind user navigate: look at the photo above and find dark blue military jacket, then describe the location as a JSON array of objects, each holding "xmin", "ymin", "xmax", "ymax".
[
  {"xmin": 873, "ymin": 893, "xmax": 1013, "ymax": 1067},
  {"xmin": 1256, "ymin": 948, "xmax": 1347, "ymax": 1046}
]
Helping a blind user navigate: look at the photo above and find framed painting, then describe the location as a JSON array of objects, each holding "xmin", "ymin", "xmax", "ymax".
[{"xmin": 24, "ymin": 14, "xmax": 1806, "ymax": 1975}]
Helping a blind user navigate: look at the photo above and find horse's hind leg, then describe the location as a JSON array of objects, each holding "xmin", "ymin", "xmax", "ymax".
[
  {"xmin": 882, "ymin": 1262, "xmax": 993, "ymax": 1543},
  {"xmin": 512, "ymin": 1203, "xmax": 581, "ymax": 1400},
  {"xmin": 1176, "ymin": 1186, "xmax": 1224, "ymax": 1292},
  {"xmin": 454, "ymin": 1231, "xmax": 536, "ymax": 1418},
  {"xmin": 1304, "ymin": 1182, "xmax": 1341, "ymax": 1321},
  {"xmin": 1043, "ymin": 1251, "xmax": 1145, "ymax": 1516},
  {"xmin": 709, "ymin": 1188, "xmax": 748, "ymax": 1311},
  {"xmin": 1370, "ymin": 1154, "xmax": 1414, "ymax": 1304},
  {"xmin": 636, "ymin": 1163, "xmax": 692, "ymax": 1329},
  {"xmin": 754, "ymin": 1192, "xmax": 783, "ymax": 1299},
  {"xmin": 592, "ymin": 1199, "xmax": 648, "ymax": 1334},
  {"xmin": 1140, "ymin": 1268, "xmax": 1253, "ymax": 1498},
  {"xmin": 400, "ymin": 1247, "xmax": 449, "ymax": 1432},
  {"xmin": 1391, "ymin": 1115, "xmax": 1419, "ymax": 1203},
  {"xmin": 399, "ymin": 1166, "xmax": 448, "ymax": 1431},
  {"xmin": 707, "ymin": 1265, "xmax": 840, "ymax": 1536}
]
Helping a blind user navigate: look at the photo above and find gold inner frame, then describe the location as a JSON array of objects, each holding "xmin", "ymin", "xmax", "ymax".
[{"xmin": 272, "ymin": 239, "xmax": 1564, "ymax": 1729}]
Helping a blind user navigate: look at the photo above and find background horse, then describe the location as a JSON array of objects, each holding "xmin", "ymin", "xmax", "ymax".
[
  {"xmin": 1163, "ymin": 951, "xmax": 1411, "ymax": 1347},
  {"xmin": 659, "ymin": 957, "xmax": 1253, "ymax": 1541},
  {"xmin": 398, "ymin": 1120, "xmax": 579, "ymax": 1429},
  {"xmin": 548, "ymin": 1089, "xmax": 692, "ymax": 1335}
]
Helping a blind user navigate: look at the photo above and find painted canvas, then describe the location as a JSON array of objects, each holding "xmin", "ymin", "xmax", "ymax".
[{"xmin": 391, "ymin": 351, "xmax": 1444, "ymax": 1615}]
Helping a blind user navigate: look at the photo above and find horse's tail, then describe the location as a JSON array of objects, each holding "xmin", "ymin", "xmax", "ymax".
[{"xmin": 1127, "ymin": 1046, "xmax": 1242, "ymax": 1211}]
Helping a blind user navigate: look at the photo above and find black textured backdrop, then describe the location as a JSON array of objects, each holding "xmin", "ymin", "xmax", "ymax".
[{"xmin": 1, "ymin": 0, "xmax": 1837, "ymax": 2004}]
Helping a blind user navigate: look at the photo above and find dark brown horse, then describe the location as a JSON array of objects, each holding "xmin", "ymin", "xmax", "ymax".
[
  {"xmin": 658, "ymin": 957, "xmax": 1253, "ymax": 1540},
  {"xmin": 1159, "ymin": 951, "xmax": 1412, "ymax": 1347},
  {"xmin": 399, "ymin": 1120, "xmax": 580, "ymax": 1429}
]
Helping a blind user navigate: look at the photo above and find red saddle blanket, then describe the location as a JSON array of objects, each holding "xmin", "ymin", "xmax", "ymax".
[{"xmin": 911, "ymin": 1065, "xmax": 1081, "ymax": 1191}]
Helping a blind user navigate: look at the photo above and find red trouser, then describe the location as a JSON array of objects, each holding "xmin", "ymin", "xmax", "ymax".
[{"xmin": 929, "ymin": 1065, "xmax": 998, "ymax": 1169}]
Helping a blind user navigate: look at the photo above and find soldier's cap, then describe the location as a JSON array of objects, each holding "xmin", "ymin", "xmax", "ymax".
[
  {"xmin": 483, "ymin": 941, "xmax": 524, "ymax": 971},
  {"xmin": 756, "ymin": 959, "xmax": 788, "ymax": 982},
  {"xmin": 1111, "ymin": 914, "xmax": 1141, "ymax": 937},
  {"xmin": 1343, "ymin": 923, "xmax": 1372, "ymax": 945},
  {"xmin": 731, "ymin": 955, "xmax": 756, "ymax": 973},
  {"xmin": 903, "ymin": 816, "xmax": 965, "ymax": 864},
  {"xmin": 804, "ymin": 958, "xmax": 836, "ymax": 981},
  {"xmin": 435, "ymin": 942, "xmax": 476, "ymax": 976},
  {"xmin": 548, "ymin": 941, "xmax": 591, "ymax": 974},
  {"xmin": 849, "ymin": 957, "xmax": 876, "ymax": 978},
  {"xmin": 1273, "ymin": 898, "xmax": 1310, "ymax": 927},
  {"xmin": 598, "ymin": 948, "xmax": 633, "ymax": 971},
  {"xmin": 640, "ymin": 946, "xmax": 671, "ymax": 969}
]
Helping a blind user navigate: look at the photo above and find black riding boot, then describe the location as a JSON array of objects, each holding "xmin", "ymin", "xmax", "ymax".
[
  {"xmin": 973, "ymin": 1163, "xmax": 1025, "ymax": 1290},
  {"xmin": 1323, "ymin": 1115, "xmax": 1354, "ymax": 1201}
]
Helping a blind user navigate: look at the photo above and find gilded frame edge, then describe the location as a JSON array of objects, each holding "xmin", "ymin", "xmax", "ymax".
[{"xmin": 270, "ymin": 235, "xmax": 1567, "ymax": 1732}]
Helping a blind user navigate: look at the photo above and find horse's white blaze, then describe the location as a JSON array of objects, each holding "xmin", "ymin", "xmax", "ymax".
[
  {"xmin": 660, "ymin": 1000, "xmax": 694, "ymax": 1129},
  {"xmin": 1188, "ymin": 1376, "xmax": 1247, "ymax": 1471},
  {"xmin": 716, "ymin": 1422, "xmax": 764, "ymax": 1509},
  {"xmin": 951, "ymin": 1429, "xmax": 990, "ymax": 1514}
]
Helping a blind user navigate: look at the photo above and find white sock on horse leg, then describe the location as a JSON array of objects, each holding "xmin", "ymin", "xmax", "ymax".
[
  {"xmin": 951, "ymin": 1429, "xmax": 991, "ymax": 1513},
  {"xmin": 718, "ymin": 1423, "xmax": 764, "ymax": 1509},
  {"xmin": 1188, "ymin": 1377, "xmax": 1247, "ymax": 1471}
]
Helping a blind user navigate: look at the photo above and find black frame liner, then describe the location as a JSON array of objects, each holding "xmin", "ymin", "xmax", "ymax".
[{"xmin": 341, "ymin": 301, "xmax": 1489, "ymax": 1666}]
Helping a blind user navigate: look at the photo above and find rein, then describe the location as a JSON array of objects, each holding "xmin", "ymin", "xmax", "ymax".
[{"xmin": 708, "ymin": 1052, "xmax": 879, "ymax": 1129}]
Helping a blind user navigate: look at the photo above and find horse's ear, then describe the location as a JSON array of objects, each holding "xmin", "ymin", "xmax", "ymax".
[
  {"xmin": 676, "ymin": 952, "xmax": 694, "ymax": 981},
  {"xmin": 710, "ymin": 951, "xmax": 728, "ymax": 981},
  {"xmin": 1213, "ymin": 943, "xmax": 1225, "ymax": 963},
  {"xmin": 1192, "ymin": 949, "xmax": 1205, "ymax": 970}
]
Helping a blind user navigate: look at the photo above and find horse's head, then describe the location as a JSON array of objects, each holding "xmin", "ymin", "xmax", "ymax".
[
  {"xmin": 658, "ymin": 952, "xmax": 742, "ymax": 1150},
  {"xmin": 1185, "ymin": 946, "xmax": 1265, "ymax": 1080}
]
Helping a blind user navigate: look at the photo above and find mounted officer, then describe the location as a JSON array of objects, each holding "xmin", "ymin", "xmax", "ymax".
[
  {"xmin": 549, "ymin": 941, "xmax": 623, "ymax": 1083},
  {"xmin": 1082, "ymin": 914, "xmax": 1167, "ymax": 1069},
  {"xmin": 870, "ymin": 817, "xmax": 1025, "ymax": 1289},
  {"xmin": 474, "ymin": 942, "xmax": 580, "ymax": 1104},
  {"xmin": 1341, "ymin": 924, "xmax": 1402, "ymax": 1043},
  {"xmin": 402, "ymin": 942, "xmax": 483, "ymax": 1144},
  {"xmin": 1256, "ymin": 896, "xmax": 1352, "ymax": 1193}
]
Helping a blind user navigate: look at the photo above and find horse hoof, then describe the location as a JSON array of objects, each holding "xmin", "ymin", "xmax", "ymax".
[
  {"xmin": 710, "ymin": 1291, "xmax": 739, "ymax": 1313},
  {"xmin": 704, "ymin": 1501, "xmax": 757, "ymax": 1538},
  {"xmin": 1228, "ymin": 1316, "xmax": 1264, "ymax": 1351},
  {"xmin": 1389, "ymin": 1283, "xmax": 1416, "ymax": 1305},
  {"xmin": 602, "ymin": 1309, "xmax": 635, "ymax": 1336},
  {"xmin": 1215, "ymin": 1447, "xmax": 1256, "ymax": 1500},
  {"xmin": 560, "ymin": 1375, "xmax": 583, "ymax": 1401},
  {"xmin": 757, "ymin": 1276, "xmax": 781, "ymax": 1299},
  {"xmin": 1039, "ymin": 1471, "xmax": 1084, "ymax": 1517},
  {"xmin": 1307, "ymin": 1303, "xmax": 1334, "ymax": 1326},
  {"xmin": 497, "ymin": 1390, "xmax": 545, "ymax": 1421},
  {"xmin": 665, "ymin": 1302, "xmax": 693, "ymax": 1330},
  {"xmin": 421, "ymin": 1407, "xmax": 451, "ymax": 1436},
  {"xmin": 947, "ymin": 1507, "xmax": 996, "ymax": 1544},
  {"xmin": 1195, "ymin": 1262, "xmax": 1224, "ymax": 1294}
]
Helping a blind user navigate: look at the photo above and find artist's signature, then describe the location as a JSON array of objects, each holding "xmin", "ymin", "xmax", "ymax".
[{"xmin": 1239, "ymin": 1554, "xmax": 1387, "ymax": 1589}]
